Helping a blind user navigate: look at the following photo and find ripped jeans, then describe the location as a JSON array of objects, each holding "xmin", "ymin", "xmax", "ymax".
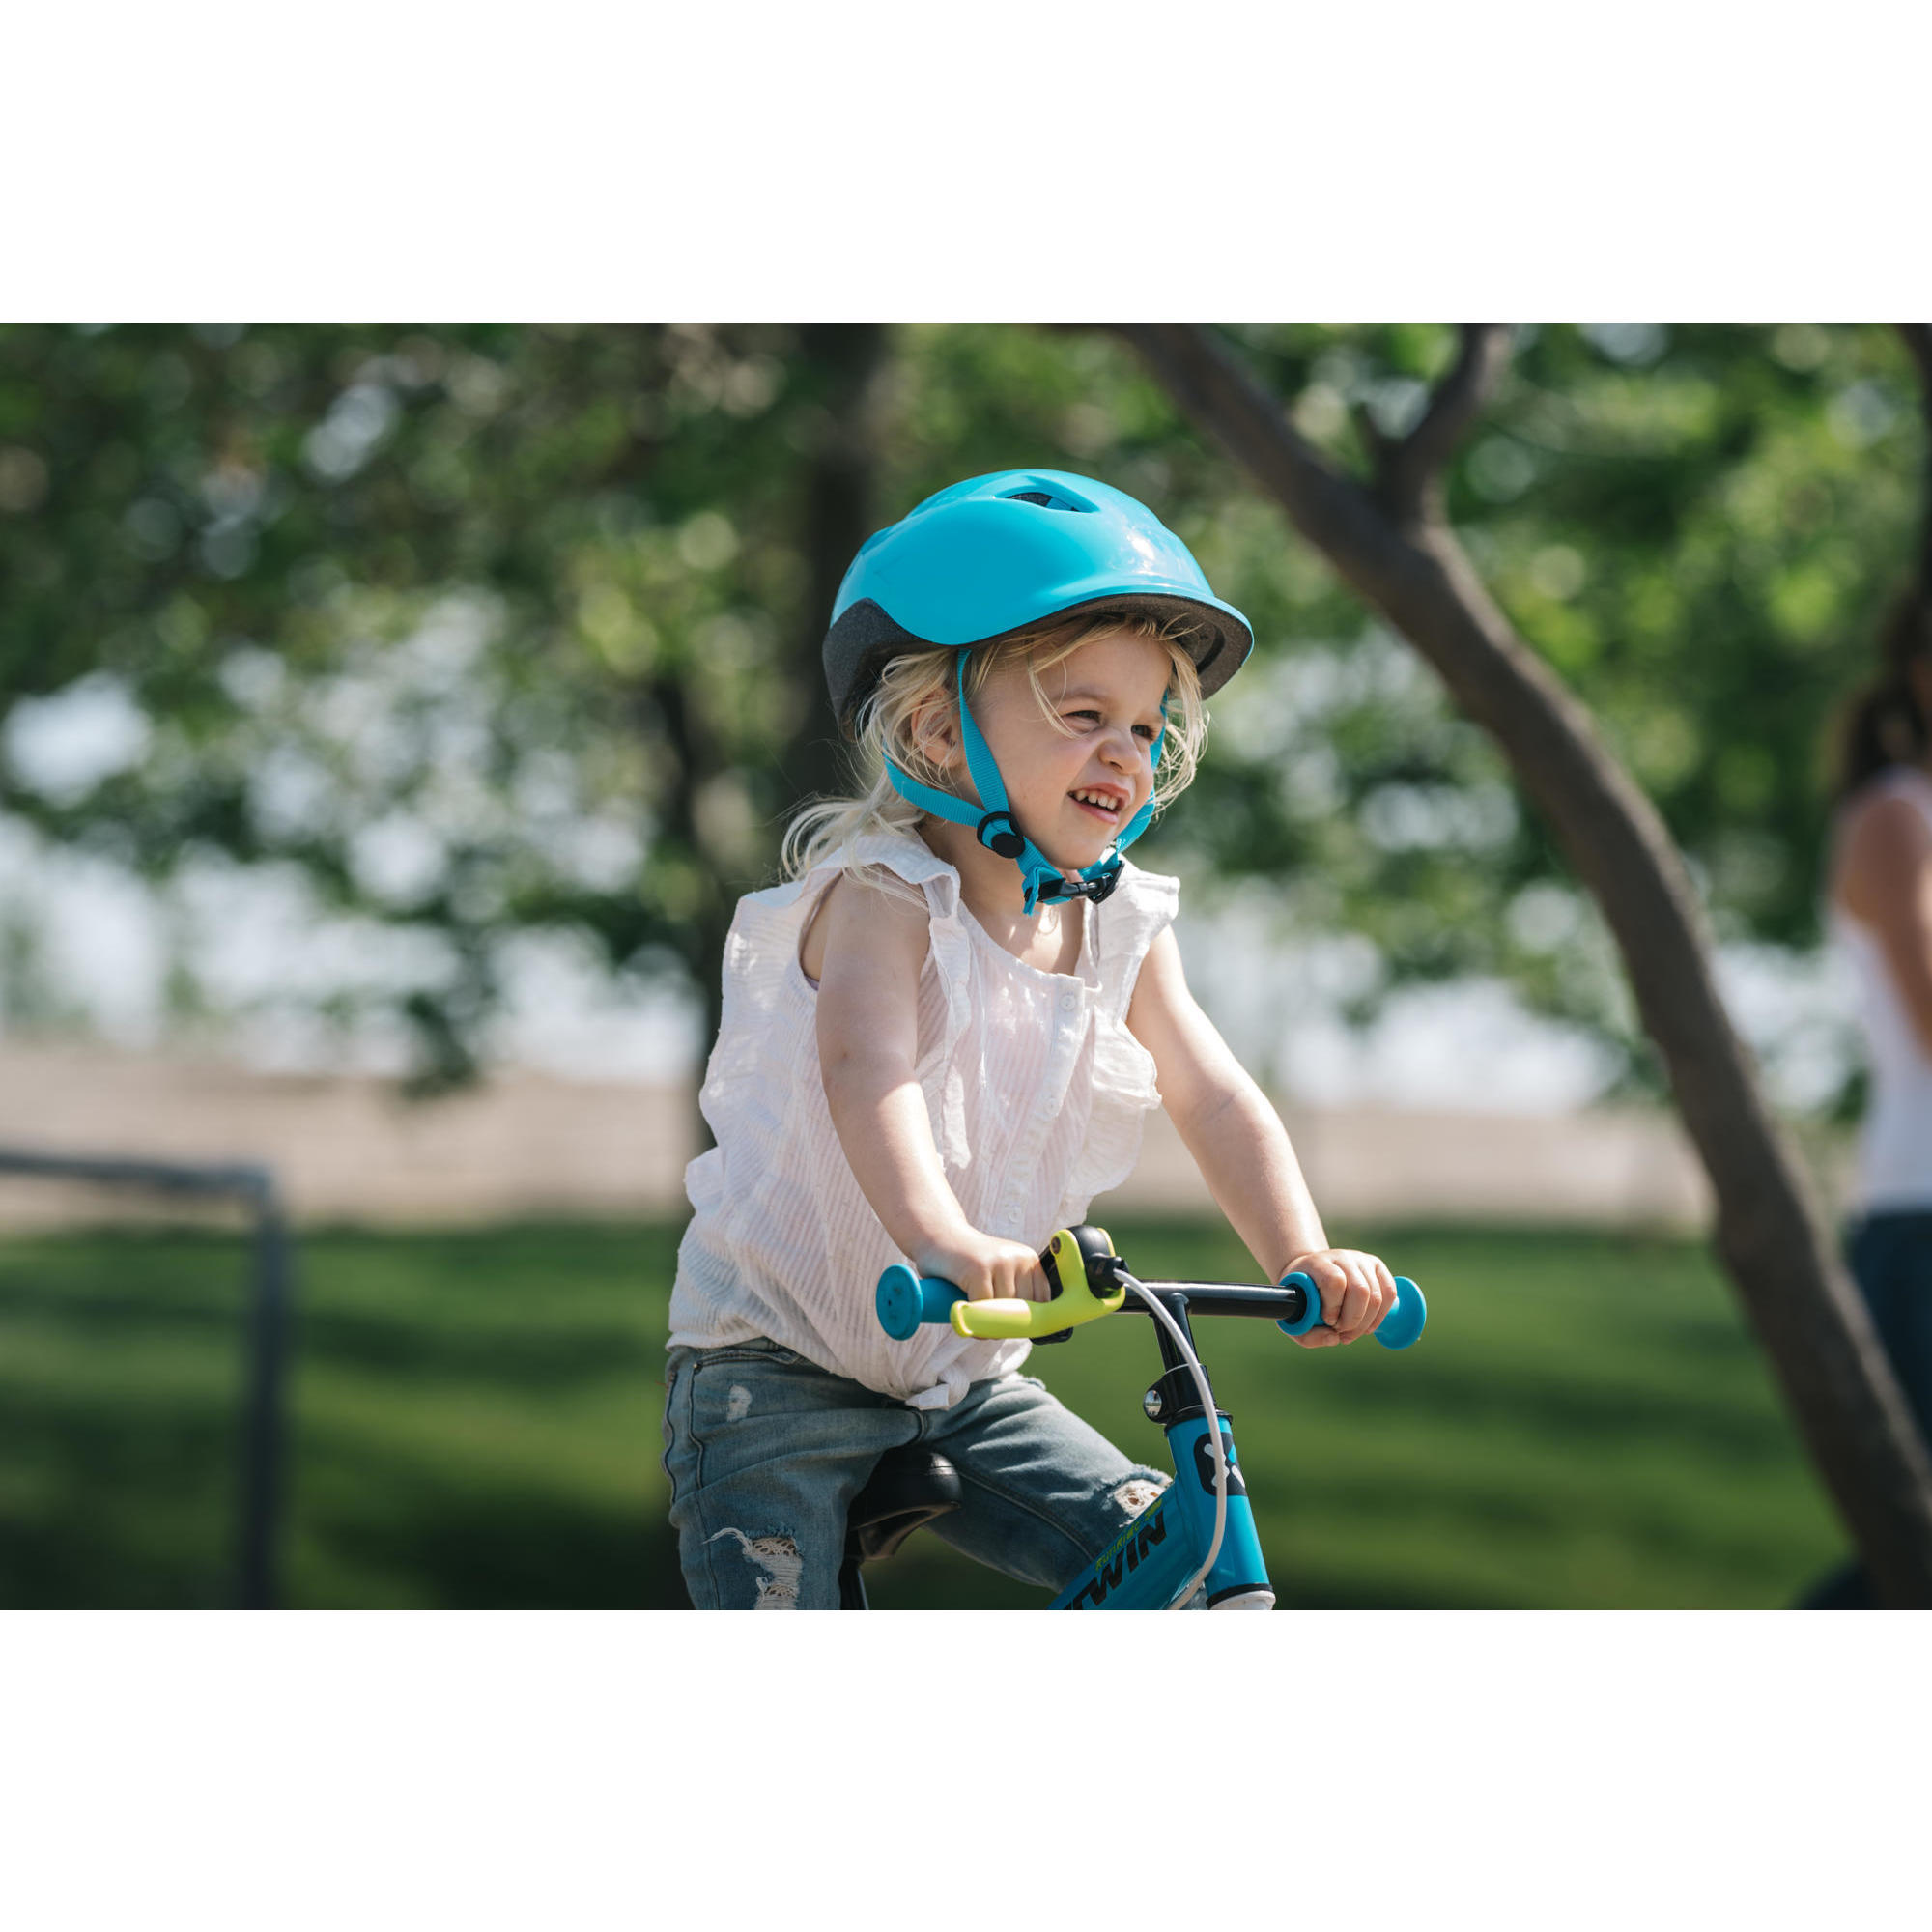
[{"xmin": 661, "ymin": 1338, "xmax": 1172, "ymax": 1609}]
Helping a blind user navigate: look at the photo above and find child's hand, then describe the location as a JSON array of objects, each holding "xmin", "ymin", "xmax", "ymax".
[
  {"xmin": 1280, "ymin": 1249, "xmax": 1398, "ymax": 1347},
  {"xmin": 915, "ymin": 1229, "xmax": 1054, "ymax": 1304}
]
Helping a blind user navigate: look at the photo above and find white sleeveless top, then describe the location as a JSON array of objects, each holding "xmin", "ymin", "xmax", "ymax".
[
  {"xmin": 1831, "ymin": 768, "xmax": 1932, "ymax": 1213},
  {"xmin": 668, "ymin": 828, "xmax": 1179, "ymax": 1409}
]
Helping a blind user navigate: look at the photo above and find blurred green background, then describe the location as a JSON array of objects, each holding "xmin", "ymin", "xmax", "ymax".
[
  {"xmin": 2, "ymin": 323, "xmax": 1918, "ymax": 1103},
  {"xmin": 0, "ymin": 1216, "xmax": 1842, "ymax": 1609},
  {"xmin": 1, "ymin": 323, "xmax": 1918, "ymax": 1607}
]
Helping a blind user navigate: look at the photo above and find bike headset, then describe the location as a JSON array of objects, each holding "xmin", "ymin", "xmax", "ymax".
[{"xmin": 821, "ymin": 469, "xmax": 1255, "ymax": 916}]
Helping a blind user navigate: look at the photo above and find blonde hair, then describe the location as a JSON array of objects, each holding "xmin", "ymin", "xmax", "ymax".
[{"xmin": 781, "ymin": 611, "xmax": 1210, "ymax": 905}]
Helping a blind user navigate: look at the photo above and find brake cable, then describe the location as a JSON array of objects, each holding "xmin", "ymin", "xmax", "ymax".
[{"xmin": 1115, "ymin": 1268, "xmax": 1226, "ymax": 1611}]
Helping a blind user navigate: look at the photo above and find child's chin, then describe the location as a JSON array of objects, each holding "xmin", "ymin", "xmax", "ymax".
[
  {"xmin": 1061, "ymin": 804, "xmax": 1124, "ymax": 845},
  {"xmin": 1042, "ymin": 831, "xmax": 1117, "ymax": 872}
]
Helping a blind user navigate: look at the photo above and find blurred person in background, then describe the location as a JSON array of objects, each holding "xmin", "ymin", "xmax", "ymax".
[{"xmin": 1806, "ymin": 595, "xmax": 1932, "ymax": 1607}]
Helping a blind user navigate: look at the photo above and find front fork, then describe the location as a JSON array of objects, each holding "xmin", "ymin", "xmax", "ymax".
[
  {"xmin": 1158, "ymin": 1411, "xmax": 1275, "ymax": 1609},
  {"xmin": 1052, "ymin": 1290, "xmax": 1276, "ymax": 1610},
  {"xmin": 1048, "ymin": 1408, "xmax": 1275, "ymax": 1609}
]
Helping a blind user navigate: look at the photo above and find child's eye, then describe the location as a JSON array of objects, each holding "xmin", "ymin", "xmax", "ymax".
[{"xmin": 1065, "ymin": 709, "xmax": 1158, "ymax": 744}]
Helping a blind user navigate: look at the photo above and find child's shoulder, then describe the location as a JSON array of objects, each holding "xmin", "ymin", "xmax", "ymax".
[
  {"xmin": 790, "ymin": 827, "xmax": 957, "ymax": 895},
  {"xmin": 741, "ymin": 829, "xmax": 955, "ymax": 924},
  {"xmin": 792, "ymin": 832, "xmax": 952, "ymax": 990},
  {"xmin": 802, "ymin": 863, "xmax": 934, "ymax": 990},
  {"xmin": 1107, "ymin": 857, "xmax": 1182, "ymax": 921},
  {"xmin": 809, "ymin": 828, "xmax": 959, "ymax": 923}
]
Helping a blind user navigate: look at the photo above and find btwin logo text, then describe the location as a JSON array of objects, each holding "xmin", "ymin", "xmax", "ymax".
[{"xmin": 1068, "ymin": 1506, "xmax": 1171, "ymax": 1609}]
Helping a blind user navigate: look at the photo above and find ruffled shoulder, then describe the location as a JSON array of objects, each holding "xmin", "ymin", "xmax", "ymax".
[
  {"xmin": 1089, "ymin": 859, "xmax": 1180, "ymax": 1020},
  {"xmin": 724, "ymin": 828, "xmax": 961, "ymax": 948},
  {"xmin": 827, "ymin": 829, "xmax": 964, "ymax": 917},
  {"xmin": 803, "ymin": 827, "xmax": 973, "ymax": 1047},
  {"xmin": 808, "ymin": 832, "xmax": 975, "ymax": 1148},
  {"xmin": 1056, "ymin": 861, "xmax": 1177, "ymax": 1204},
  {"xmin": 818, "ymin": 833, "xmax": 970, "ymax": 1019},
  {"xmin": 1064, "ymin": 861, "xmax": 1179, "ymax": 1206},
  {"xmin": 701, "ymin": 829, "xmax": 974, "ymax": 1107}
]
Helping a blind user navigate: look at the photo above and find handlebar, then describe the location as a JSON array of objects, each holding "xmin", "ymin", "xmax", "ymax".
[
  {"xmin": 876, "ymin": 1226, "xmax": 1125, "ymax": 1341},
  {"xmin": 874, "ymin": 1225, "xmax": 1427, "ymax": 1350},
  {"xmin": 1277, "ymin": 1269, "xmax": 1427, "ymax": 1350}
]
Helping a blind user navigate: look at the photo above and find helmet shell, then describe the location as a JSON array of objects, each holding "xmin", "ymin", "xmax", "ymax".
[{"xmin": 824, "ymin": 469, "xmax": 1253, "ymax": 729}]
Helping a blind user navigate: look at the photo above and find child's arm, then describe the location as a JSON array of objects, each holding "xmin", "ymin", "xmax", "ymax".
[
  {"xmin": 1125, "ymin": 926, "xmax": 1396, "ymax": 1347},
  {"xmin": 814, "ymin": 873, "xmax": 1052, "ymax": 1303}
]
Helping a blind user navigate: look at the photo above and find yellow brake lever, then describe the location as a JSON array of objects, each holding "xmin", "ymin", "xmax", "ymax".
[{"xmin": 949, "ymin": 1226, "xmax": 1126, "ymax": 1339}]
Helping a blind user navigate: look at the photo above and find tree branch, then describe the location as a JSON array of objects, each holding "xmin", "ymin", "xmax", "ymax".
[
  {"xmin": 1116, "ymin": 319, "xmax": 1932, "ymax": 1605},
  {"xmin": 1895, "ymin": 324, "xmax": 1932, "ymax": 601},
  {"xmin": 1384, "ymin": 324, "xmax": 1514, "ymax": 520},
  {"xmin": 1350, "ymin": 398, "xmax": 1394, "ymax": 475},
  {"xmin": 1896, "ymin": 322, "xmax": 1932, "ymax": 396},
  {"xmin": 1111, "ymin": 324, "xmax": 1393, "ymax": 569}
]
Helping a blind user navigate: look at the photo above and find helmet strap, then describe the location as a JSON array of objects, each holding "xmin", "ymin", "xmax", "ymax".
[{"xmin": 882, "ymin": 653, "xmax": 1166, "ymax": 915}]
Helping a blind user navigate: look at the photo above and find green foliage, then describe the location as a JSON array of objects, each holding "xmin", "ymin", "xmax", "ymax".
[
  {"xmin": 1459, "ymin": 322, "xmax": 1918, "ymax": 957},
  {"xmin": 0, "ymin": 1217, "xmax": 1841, "ymax": 1608},
  {"xmin": 0, "ymin": 324, "xmax": 830, "ymax": 1083},
  {"xmin": 883, "ymin": 324, "xmax": 1923, "ymax": 1100},
  {"xmin": 0, "ymin": 323, "xmax": 1921, "ymax": 1098}
]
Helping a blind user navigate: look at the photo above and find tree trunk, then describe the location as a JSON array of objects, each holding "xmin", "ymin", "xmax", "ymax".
[
  {"xmin": 1898, "ymin": 325, "xmax": 1932, "ymax": 602},
  {"xmin": 1117, "ymin": 321, "xmax": 1932, "ymax": 1605},
  {"xmin": 784, "ymin": 324, "xmax": 890, "ymax": 813},
  {"xmin": 678, "ymin": 324, "xmax": 889, "ymax": 1159}
]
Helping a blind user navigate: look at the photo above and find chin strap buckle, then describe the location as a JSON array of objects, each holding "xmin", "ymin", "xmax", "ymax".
[{"xmin": 1037, "ymin": 860, "xmax": 1122, "ymax": 905}]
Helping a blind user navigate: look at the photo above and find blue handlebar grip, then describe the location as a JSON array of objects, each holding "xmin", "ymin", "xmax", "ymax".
[
  {"xmin": 1377, "ymin": 1276, "xmax": 1427, "ymax": 1350},
  {"xmin": 1275, "ymin": 1272, "xmax": 1427, "ymax": 1350},
  {"xmin": 1275, "ymin": 1270, "xmax": 1324, "ymax": 1337},
  {"xmin": 876, "ymin": 1264, "xmax": 965, "ymax": 1341}
]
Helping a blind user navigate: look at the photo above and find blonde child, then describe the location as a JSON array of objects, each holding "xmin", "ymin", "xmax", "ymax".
[{"xmin": 662, "ymin": 469, "xmax": 1398, "ymax": 1608}]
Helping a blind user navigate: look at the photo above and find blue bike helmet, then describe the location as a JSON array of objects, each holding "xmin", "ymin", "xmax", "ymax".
[{"xmin": 823, "ymin": 469, "xmax": 1253, "ymax": 914}]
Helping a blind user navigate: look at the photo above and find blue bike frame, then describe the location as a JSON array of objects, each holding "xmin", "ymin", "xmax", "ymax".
[
  {"xmin": 874, "ymin": 1230, "xmax": 1425, "ymax": 1611},
  {"xmin": 1051, "ymin": 1410, "xmax": 1272, "ymax": 1610}
]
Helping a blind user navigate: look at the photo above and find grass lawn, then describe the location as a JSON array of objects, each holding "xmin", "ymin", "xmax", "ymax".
[{"xmin": 0, "ymin": 1216, "xmax": 1849, "ymax": 1608}]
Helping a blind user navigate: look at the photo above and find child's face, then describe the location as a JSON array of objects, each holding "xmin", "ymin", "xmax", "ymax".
[{"xmin": 952, "ymin": 631, "xmax": 1173, "ymax": 873}]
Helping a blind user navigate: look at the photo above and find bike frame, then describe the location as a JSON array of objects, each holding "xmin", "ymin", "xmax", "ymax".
[
  {"xmin": 1052, "ymin": 1412, "xmax": 1271, "ymax": 1609},
  {"xmin": 1048, "ymin": 1287, "xmax": 1273, "ymax": 1610},
  {"xmin": 871, "ymin": 1231, "xmax": 1423, "ymax": 1611}
]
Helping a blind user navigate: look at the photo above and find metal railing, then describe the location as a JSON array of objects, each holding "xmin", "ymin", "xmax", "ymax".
[{"xmin": 0, "ymin": 1147, "xmax": 294, "ymax": 1608}]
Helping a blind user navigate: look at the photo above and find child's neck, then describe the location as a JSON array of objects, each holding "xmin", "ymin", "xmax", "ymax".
[{"xmin": 914, "ymin": 815, "xmax": 1069, "ymax": 935}]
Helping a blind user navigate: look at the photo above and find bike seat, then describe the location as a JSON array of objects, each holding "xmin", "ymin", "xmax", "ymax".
[{"xmin": 846, "ymin": 1444, "xmax": 963, "ymax": 1564}]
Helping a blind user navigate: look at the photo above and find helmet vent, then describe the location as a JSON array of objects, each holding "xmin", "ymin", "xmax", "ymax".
[{"xmin": 1001, "ymin": 488, "xmax": 1090, "ymax": 513}]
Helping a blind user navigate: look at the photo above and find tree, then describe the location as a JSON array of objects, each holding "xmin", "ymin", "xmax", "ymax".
[
  {"xmin": 1109, "ymin": 322, "xmax": 1932, "ymax": 1605},
  {"xmin": 867, "ymin": 325, "xmax": 1921, "ymax": 1113},
  {"xmin": 8, "ymin": 320, "xmax": 1929, "ymax": 1592},
  {"xmin": 5, "ymin": 325, "xmax": 1917, "ymax": 1113},
  {"xmin": 0, "ymin": 323, "xmax": 885, "ymax": 1101}
]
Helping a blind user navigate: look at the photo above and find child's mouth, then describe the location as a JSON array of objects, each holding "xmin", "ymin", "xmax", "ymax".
[{"xmin": 1068, "ymin": 790, "xmax": 1123, "ymax": 825}]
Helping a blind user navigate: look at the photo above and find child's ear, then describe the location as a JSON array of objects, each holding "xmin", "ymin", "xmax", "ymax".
[{"xmin": 912, "ymin": 699, "xmax": 960, "ymax": 771}]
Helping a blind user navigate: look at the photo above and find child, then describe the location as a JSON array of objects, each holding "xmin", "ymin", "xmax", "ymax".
[{"xmin": 663, "ymin": 469, "xmax": 1399, "ymax": 1609}]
